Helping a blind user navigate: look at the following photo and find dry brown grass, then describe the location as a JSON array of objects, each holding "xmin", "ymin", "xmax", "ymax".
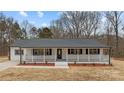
[
  {"xmin": 113, "ymin": 57, "xmax": 124, "ymax": 61},
  {"xmin": 0, "ymin": 58, "xmax": 124, "ymax": 80},
  {"xmin": 0, "ymin": 56, "xmax": 8, "ymax": 63}
]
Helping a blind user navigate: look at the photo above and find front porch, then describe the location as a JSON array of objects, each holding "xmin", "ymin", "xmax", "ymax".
[{"xmin": 18, "ymin": 48, "xmax": 110, "ymax": 65}]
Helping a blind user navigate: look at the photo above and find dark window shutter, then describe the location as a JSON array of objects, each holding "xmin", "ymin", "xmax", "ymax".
[
  {"xmin": 68, "ymin": 49, "xmax": 70, "ymax": 54},
  {"xmin": 98, "ymin": 49, "xmax": 100, "ymax": 54},
  {"xmin": 50, "ymin": 49, "xmax": 52, "ymax": 55},
  {"xmin": 86, "ymin": 49, "xmax": 88, "ymax": 54}
]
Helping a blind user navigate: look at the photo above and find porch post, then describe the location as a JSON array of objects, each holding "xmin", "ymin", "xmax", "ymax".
[
  {"xmin": 66, "ymin": 48, "xmax": 68, "ymax": 62},
  {"xmin": 99, "ymin": 48, "xmax": 103, "ymax": 62},
  {"xmin": 32, "ymin": 48, "xmax": 33, "ymax": 62},
  {"xmin": 20, "ymin": 47, "xmax": 22, "ymax": 64},
  {"xmin": 32, "ymin": 55, "xmax": 33, "ymax": 62},
  {"xmin": 109, "ymin": 48, "xmax": 111, "ymax": 65},
  {"xmin": 44, "ymin": 48, "xmax": 45, "ymax": 62},
  {"xmin": 77, "ymin": 49, "xmax": 79, "ymax": 62},
  {"xmin": 88, "ymin": 49, "xmax": 90, "ymax": 62},
  {"xmin": 24, "ymin": 48, "xmax": 26, "ymax": 64},
  {"xmin": 55, "ymin": 48, "xmax": 56, "ymax": 62}
]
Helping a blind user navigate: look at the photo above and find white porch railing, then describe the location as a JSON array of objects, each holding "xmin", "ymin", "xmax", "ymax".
[
  {"xmin": 24, "ymin": 55, "xmax": 55, "ymax": 63},
  {"xmin": 23, "ymin": 54, "xmax": 109, "ymax": 64},
  {"xmin": 68, "ymin": 54, "xmax": 109, "ymax": 64},
  {"xmin": 25, "ymin": 55, "xmax": 44, "ymax": 63},
  {"xmin": 45, "ymin": 55, "xmax": 55, "ymax": 62}
]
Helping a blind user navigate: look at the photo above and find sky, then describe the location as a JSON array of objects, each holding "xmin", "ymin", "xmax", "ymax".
[
  {"xmin": 1, "ymin": 11, "xmax": 124, "ymax": 36},
  {"xmin": 1, "ymin": 11, "xmax": 61, "ymax": 27}
]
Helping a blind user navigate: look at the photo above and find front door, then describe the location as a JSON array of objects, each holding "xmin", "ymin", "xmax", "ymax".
[{"xmin": 57, "ymin": 49, "xmax": 62, "ymax": 59}]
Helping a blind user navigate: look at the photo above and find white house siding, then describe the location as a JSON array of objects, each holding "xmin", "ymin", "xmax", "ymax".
[
  {"xmin": 26, "ymin": 48, "xmax": 32, "ymax": 56},
  {"xmin": 62, "ymin": 48, "xmax": 66, "ymax": 59},
  {"xmin": 25, "ymin": 48, "xmax": 32, "ymax": 61},
  {"xmin": 10, "ymin": 47, "xmax": 109, "ymax": 64},
  {"xmin": 10, "ymin": 47, "xmax": 25, "ymax": 61}
]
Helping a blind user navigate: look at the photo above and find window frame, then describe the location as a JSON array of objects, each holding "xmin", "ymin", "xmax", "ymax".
[
  {"xmin": 45, "ymin": 49, "xmax": 52, "ymax": 55},
  {"xmin": 33, "ymin": 49, "xmax": 44, "ymax": 55},
  {"xmin": 78, "ymin": 49, "xmax": 83, "ymax": 55},
  {"xmin": 68, "ymin": 49, "xmax": 77, "ymax": 55},
  {"xmin": 103, "ymin": 49, "xmax": 109, "ymax": 55},
  {"xmin": 15, "ymin": 49, "xmax": 24, "ymax": 55},
  {"xmin": 89, "ymin": 49, "xmax": 100, "ymax": 55}
]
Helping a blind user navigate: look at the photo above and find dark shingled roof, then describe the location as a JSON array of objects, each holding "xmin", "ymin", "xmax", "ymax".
[{"xmin": 10, "ymin": 39, "xmax": 109, "ymax": 48}]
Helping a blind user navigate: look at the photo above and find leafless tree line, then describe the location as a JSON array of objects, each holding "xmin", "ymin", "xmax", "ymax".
[
  {"xmin": 50, "ymin": 11, "xmax": 101, "ymax": 39},
  {"xmin": 50, "ymin": 11, "xmax": 124, "ymax": 54},
  {"xmin": 0, "ymin": 11, "xmax": 124, "ymax": 56}
]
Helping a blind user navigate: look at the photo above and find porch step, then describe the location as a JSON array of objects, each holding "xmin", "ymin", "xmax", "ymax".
[{"xmin": 55, "ymin": 61, "xmax": 68, "ymax": 66}]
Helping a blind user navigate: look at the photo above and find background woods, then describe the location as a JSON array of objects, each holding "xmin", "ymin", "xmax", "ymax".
[{"xmin": 0, "ymin": 11, "xmax": 124, "ymax": 57}]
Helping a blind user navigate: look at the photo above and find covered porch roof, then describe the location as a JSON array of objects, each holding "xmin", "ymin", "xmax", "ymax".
[{"xmin": 11, "ymin": 39, "xmax": 110, "ymax": 48}]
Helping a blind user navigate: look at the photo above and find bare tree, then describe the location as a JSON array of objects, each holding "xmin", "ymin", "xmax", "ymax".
[
  {"xmin": 82, "ymin": 12, "xmax": 101, "ymax": 39},
  {"xmin": 50, "ymin": 11, "xmax": 101, "ymax": 39},
  {"xmin": 50, "ymin": 20, "xmax": 65, "ymax": 39},
  {"xmin": 105, "ymin": 11, "xmax": 123, "ymax": 51},
  {"xmin": 60, "ymin": 11, "xmax": 86, "ymax": 39},
  {"xmin": 21, "ymin": 20, "xmax": 33, "ymax": 39},
  {"xmin": 104, "ymin": 18, "xmax": 114, "ymax": 46}
]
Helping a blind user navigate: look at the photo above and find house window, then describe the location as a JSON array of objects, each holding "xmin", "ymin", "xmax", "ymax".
[
  {"xmin": 33, "ymin": 49, "xmax": 44, "ymax": 55},
  {"xmin": 15, "ymin": 49, "xmax": 23, "ymax": 55},
  {"xmin": 89, "ymin": 49, "xmax": 100, "ymax": 54},
  {"xmin": 78, "ymin": 49, "xmax": 82, "ymax": 54},
  {"xmin": 103, "ymin": 49, "xmax": 109, "ymax": 55},
  {"xmin": 68, "ymin": 49, "xmax": 83, "ymax": 54},
  {"xmin": 45, "ymin": 49, "xmax": 52, "ymax": 55},
  {"xmin": 71, "ymin": 49, "xmax": 75, "ymax": 54},
  {"xmin": 68, "ymin": 49, "xmax": 77, "ymax": 55}
]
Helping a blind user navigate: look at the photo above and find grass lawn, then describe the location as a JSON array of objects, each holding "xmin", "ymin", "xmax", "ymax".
[{"xmin": 0, "ymin": 58, "xmax": 124, "ymax": 80}]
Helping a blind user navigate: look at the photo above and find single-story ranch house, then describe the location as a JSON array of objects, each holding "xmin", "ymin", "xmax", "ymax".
[{"xmin": 10, "ymin": 39, "xmax": 111, "ymax": 66}]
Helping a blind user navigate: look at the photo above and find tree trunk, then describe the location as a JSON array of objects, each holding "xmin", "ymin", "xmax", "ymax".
[{"xmin": 115, "ymin": 11, "xmax": 119, "ymax": 53}]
